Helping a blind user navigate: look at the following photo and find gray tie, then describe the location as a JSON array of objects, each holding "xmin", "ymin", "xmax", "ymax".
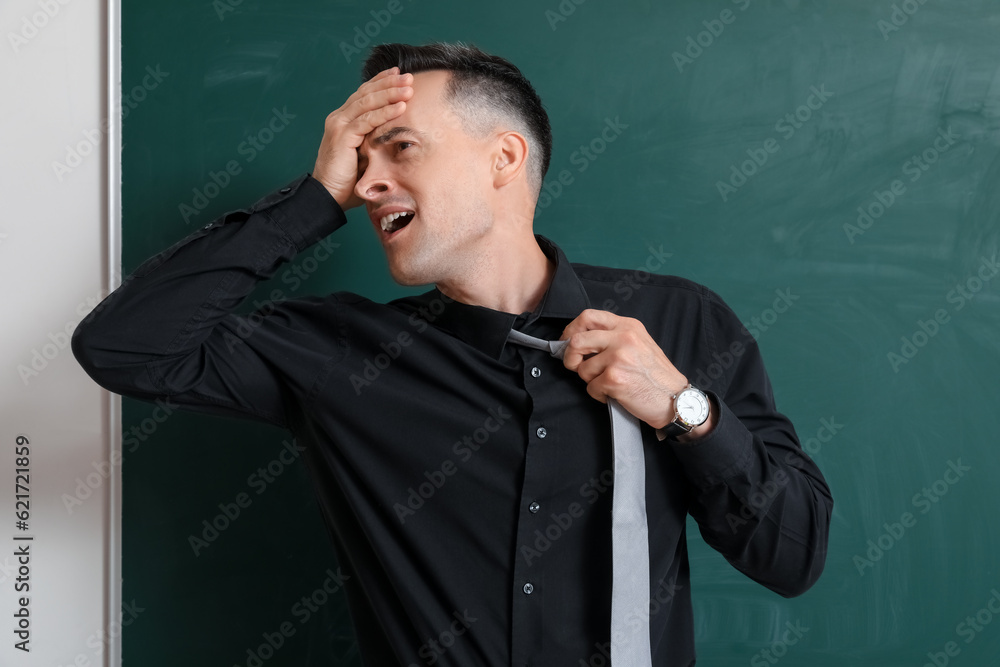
[{"xmin": 506, "ymin": 328, "xmax": 653, "ymax": 666}]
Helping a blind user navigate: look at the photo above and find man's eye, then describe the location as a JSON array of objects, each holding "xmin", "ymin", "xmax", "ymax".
[{"xmin": 396, "ymin": 141, "xmax": 413, "ymax": 152}]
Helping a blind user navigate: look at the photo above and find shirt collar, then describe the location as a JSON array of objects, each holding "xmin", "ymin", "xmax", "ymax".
[{"xmin": 407, "ymin": 234, "xmax": 592, "ymax": 360}]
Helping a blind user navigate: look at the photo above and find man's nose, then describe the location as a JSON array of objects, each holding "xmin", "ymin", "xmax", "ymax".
[{"xmin": 354, "ymin": 160, "xmax": 392, "ymax": 201}]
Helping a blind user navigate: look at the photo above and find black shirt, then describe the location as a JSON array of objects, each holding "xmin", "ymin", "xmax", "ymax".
[{"xmin": 72, "ymin": 173, "xmax": 832, "ymax": 667}]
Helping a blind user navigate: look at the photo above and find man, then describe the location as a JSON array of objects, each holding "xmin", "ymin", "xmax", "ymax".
[{"xmin": 73, "ymin": 42, "xmax": 832, "ymax": 666}]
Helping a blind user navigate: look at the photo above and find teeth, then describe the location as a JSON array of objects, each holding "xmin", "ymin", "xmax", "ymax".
[{"xmin": 379, "ymin": 211, "xmax": 414, "ymax": 232}]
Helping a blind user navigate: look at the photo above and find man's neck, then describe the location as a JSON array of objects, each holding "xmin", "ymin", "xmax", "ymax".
[{"xmin": 436, "ymin": 232, "xmax": 556, "ymax": 316}]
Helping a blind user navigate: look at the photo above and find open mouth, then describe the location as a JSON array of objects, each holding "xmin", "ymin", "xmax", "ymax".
[{"xmin": 379, "ymin": 211, "xmax": 415, "ymax": 236}]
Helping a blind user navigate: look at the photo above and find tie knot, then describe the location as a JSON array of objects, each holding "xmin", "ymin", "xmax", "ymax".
[{"xmin": 506, "ymin": 328, "xmax": 568, "ymax": 360}]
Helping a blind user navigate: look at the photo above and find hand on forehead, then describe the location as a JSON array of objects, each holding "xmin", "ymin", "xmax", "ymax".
[{"xmin": 364, "ymin": 70, "xmax": 463, "ymax": 146}]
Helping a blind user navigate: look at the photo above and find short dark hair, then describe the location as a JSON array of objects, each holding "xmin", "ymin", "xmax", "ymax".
[{"xmin": 362, "ymin": 42, "xmax": 552, "ymax": 198}]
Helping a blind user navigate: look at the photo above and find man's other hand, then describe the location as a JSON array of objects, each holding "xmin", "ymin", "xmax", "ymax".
[{"xmin": 560, "ymin": 309, "xmax": 716, "ymax": 439}]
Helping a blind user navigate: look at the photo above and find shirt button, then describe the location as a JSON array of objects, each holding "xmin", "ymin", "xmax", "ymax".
[
  {"xmin": 523, "ymin": 582, "xmax": 534, "ymax": 595},
  {"xmin": 536, "ymin": 426, "xmax": 547, "ymax": 439},
  {"xmin": 530, "ymin": 366, "xmax": 541, "ymax": 378},
  {"xmin": 279, "ymin": 187, "xmax": 292, "ymax": 194},
  {"xmin": 528, "ymin": 501, "xmax": 540, "ymax": 513}
]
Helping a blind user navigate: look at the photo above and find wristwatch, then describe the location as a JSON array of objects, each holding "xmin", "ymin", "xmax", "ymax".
[{"xmin": 661, "ymin": 384, "xmax": 711, "ymax": 438}]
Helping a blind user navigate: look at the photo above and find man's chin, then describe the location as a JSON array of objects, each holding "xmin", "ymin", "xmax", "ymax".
[
  {"xmin": 386, "ymin": 263, "xmax": 434, "ymax": 288},
  {"xmin": 391, "ymin": 275, "xmax": 434, "ymax": 287}
]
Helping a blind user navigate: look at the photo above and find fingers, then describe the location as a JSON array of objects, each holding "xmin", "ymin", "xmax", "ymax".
[
  {"xmin": 565, "ymin": 327, "xmax": 672, "ymax": 411},
  {"xmin": 369, "ymin": 65, "xmax": 399, "ymax": 82},
  {"xmin": 313, "ymin": 67, "xmax": 414, "ymax": 208},
  {"xmin": 336, "ymin": 68, "xmax": 414, "ymax": 147},
  {"xmin": 559, "ymin": 310, "xmax": 692, "ymax": 426},
  {"xmin": 341, "ymin": 66, "xmax": 405, "ymax": 108},
  {"xmin": 561, "ymin": 329, "xmax": 616, "ymax": 374},
  {"xmin": 560, "ymin": 308, "xmax": 621, "ymax": 340},
  {"xmin": 560, "ymin": 309, "xmax": 635, "ymax": 372},
  {"xmin": 564, "ymin": 332, "xmax": 627, "ymax": 405},
  {"xmin": 560, "ymin": 310, "xmax": 675, "ymax": 385}
]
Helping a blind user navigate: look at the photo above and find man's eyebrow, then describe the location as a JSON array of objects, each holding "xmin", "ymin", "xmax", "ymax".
[
  {"xmin": 372, "ymin": 126, "xmax": 423, "ymax": 146},
  {"xmin": 358, "ymin": 127, "xmax": 423, "ymax": 161}
]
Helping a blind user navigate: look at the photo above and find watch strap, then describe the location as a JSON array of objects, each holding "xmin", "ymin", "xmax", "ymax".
[{"xmin": 660, "ymin": 419, "xmax": 693, "ymax": 438}]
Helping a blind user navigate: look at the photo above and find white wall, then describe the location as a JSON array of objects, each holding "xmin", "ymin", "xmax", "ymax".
[{"xmin": 0, "ymin": 0, "xmax": 120, "ymax": 665}]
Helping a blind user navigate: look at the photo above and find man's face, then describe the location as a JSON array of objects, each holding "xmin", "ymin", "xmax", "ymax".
[{"xmin": 355, "ymin": 70, "xmax": 497, "ymax": 287}]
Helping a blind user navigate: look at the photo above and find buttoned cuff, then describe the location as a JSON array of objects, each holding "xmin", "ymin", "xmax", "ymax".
[
  {"xmin": 246, "ymin": 173, "xmax": 347, "ymax": 253},
  {"xmin": 661, "ymin": 391, "xmax": 754, "ymax": 486}
]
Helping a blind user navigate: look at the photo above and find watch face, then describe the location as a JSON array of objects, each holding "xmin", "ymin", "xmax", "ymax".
[{"xmin": 676, "ymin": 388, "xmax": 710, "ymax": 427}]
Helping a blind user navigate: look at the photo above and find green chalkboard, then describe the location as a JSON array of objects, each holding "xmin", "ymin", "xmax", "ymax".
[{"xmin": 121, "ymin": 0, "xmax": 1000, "ymax": 664}]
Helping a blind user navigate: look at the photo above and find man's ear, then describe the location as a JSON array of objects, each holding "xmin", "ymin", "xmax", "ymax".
[{"xmin": 492, "ymin": 131, "xmax": 529, "ymax": 189}]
